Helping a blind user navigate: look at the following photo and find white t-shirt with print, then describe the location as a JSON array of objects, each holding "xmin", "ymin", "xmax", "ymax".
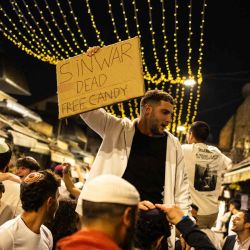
[
  {"xmin": 0, "ymin": 216, "xmax": 53, "ymax": 250},
  {"xmin": 182, "ymin": 143, "xmax": 232, "ymax": 215}
]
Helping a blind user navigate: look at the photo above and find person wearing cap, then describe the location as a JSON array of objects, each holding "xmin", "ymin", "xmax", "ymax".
[
  {"xmin": 76, "ymin": 67, "xmax": 190, "ymax": 249},
  {"xmin": 0, "ymin": 142, "xmax": 22, "ymax": 225},
  {"xmin": 15, "ymin": 156, "xmax": 40, "ymax": 180},
  {"xmin": 57, "ymin": 174, "xmax": 140, "ymax": 250},
  {"xmin": 0, "ymin": 170, "xmax": 60, "ymax": 250}
]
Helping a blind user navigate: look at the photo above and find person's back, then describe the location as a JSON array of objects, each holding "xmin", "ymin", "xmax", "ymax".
[{"xmin": 182, "ymin": 121, "xmax": 232, "ymax": 229}]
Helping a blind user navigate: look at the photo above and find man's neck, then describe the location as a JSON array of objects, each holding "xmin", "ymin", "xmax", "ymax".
[
  {"xmin": 237, "ymin": 231, "xmax": 250, "ymax": 243},
  {"xmin": 137, "ymin": 118, "xmax": 151, "ymax": 136},
  {"xmin": 21, "ymin": 211, "xmax": 45, "ymax": 234}
]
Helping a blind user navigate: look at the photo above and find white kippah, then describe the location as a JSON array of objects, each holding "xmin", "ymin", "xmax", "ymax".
[
  {"xmin": 81, "ymin": 174, "xmax": 140, "ymax": 205},
  {"xmin": 0, "ymin": 142, "xmax": 9, "ymax": 154}
]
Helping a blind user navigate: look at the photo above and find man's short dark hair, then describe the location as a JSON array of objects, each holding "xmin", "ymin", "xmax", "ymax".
[
  {"xmin": 0, "ymin": 144, "xmax": 12, "ymax": 171},
  {"xmin": 16, "ymin": 156, "xmax": 40, "ymax": 171},
  {"xmin": 82, "ymin": 200, "xmax": 137, "ymax": 223},
  {"xmin": 189, "ymin": 121, "xmax": 210, "ymax": 142},
  {"xmin": 140, "ymin": 90, "xmax": 174, "ymax": 111},
  {"xmin": 229, "ymin": 198, "xmax": 241, "ymax": 210},
  {"xmin": 20, "ymin": 170, "xmax": 60, "ymax": 212}
]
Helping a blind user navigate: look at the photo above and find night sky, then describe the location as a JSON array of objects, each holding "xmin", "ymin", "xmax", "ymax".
[{"xmin": 0, "ymin": 0, "xmax": 250, "ymax": 144}]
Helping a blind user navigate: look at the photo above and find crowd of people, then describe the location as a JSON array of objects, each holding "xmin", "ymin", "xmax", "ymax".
[{"xmin": 0, "ymin": 48, "xmax": 249, "ymax": 250}]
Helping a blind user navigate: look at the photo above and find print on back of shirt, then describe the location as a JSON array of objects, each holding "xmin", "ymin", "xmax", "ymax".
[{"xmin": 194, "ymin": 148, "xmax": 220, "ymax": 192}]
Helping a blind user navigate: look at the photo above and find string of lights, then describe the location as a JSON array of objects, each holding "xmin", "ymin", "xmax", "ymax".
[
  {"xmin": 20, "ymin": 0, "xmax": 63, "ymax": 60},
  {"xmin": 42, "ymin": 0, "xmax": 75, "ymax": 56},
  {"xmin": 85, "ymin": 0, "xmax": 105, "ymax": 46},
  {"xmin": 0, "ymin": 6, "xmax": 55, "ymax": 63},
  {"xmin": 54, "ymin": 0, "xmax": 82, "ymax": 54},
  {"xmin": 147, "ymin": 0, "xmax": 164, "ymax": 77},
  {"xmin": 10, "ymin": 0, "xmax": 51, "ymax": 56},
  {"xmin": 120, "ymin": 0, "xmax": 131, "ymax": 38},
  {"xmin": 32, "ymin": 0, "xmax": 68, "ymax": 59},
  {"xmin": 66, "ymin": 0, "xmax": 88, "ymax": 49},
  {"xmin": 160, "ymin": 0, "xmax": 173, "ymax": 81},
  {"xmin": 192, "ymin": 0, "xmax": 207, "ymax": 123}
]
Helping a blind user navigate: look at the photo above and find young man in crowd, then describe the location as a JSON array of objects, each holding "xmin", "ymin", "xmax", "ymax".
[
  {"xmin": 76, "ymin": 54, "xmax": 190, "ymax": 248},
  {"xmin": 0, "ymin": 142, "xmax": 22, "ymax": 225},
  {"xmin": 223, "ymin": 209, "xmax": 250, "ymax": 250},
  {"xmin": 182, "ymin": 121, "xmax": 232, "ymax": 229},
  {"xmin": 0, "ymin": 170, "xmax": 60, "ymax": 250},
  {"xmin": 15, "ymin": 156, "xmax": 40, "ymax": 180}
]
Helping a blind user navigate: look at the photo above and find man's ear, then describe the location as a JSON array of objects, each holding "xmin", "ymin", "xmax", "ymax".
[
  {"xmin": 46, "ymin": 196, "xmax": 53, "ymax": 207},
  {"xmin": 144, "ymin": 104, "xmax": 152, "ymax": 115},
  {"xmin": 122, "ymin": 207, "xmax": 133, "ymax": 227}
]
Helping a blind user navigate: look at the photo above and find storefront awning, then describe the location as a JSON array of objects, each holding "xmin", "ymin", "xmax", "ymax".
[{"xmin": 223, "ymin": 164, "xmax": 250, "ymax": 184}]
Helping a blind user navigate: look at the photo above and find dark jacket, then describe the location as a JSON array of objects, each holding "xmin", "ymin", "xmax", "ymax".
[
  {"xmin": 176, "ymin": 217, "xmax": 216, "ymax": 250},
  {"xmin": 222, "ymin": 235, "xmax": 250, "ymax": 250}
]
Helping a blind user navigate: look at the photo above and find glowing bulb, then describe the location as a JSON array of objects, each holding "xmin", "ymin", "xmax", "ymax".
[
  {"xmin": 184, "ymin": 79, "xmax": 196, "ymax": 87},
  {"xmin": 177, "ymin": 125, "xmax": 186, "ymax": 133}
]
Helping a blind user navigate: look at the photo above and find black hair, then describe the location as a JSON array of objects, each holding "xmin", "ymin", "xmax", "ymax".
[
  {"xmin": 140, "ymin": 90, "xmax": 174, "ymax": 111},
  {"xmin": 46, "ymin": 199, "xmax": 80, "ymax": 249},
  {"xmin": 135, "ymin": 208, "xmax": 171, "ymax": 250},
  {"xmin": 189, "ymin": 121, "xmax": 210, "ymax": 142},
  {"xmin": 0, "ymin": 144, "xmax": 12, "ymax": 171},
  {"xmin": 16, "ymin": 156, "xmax": 40, "ymax": 171},
  {"xmin": 20, "ymin": 170, "xmax": 60, "ymax": 212},
  {"xmin": 229, "ymin": 198, "xmax": 241, "ymax": 210}
]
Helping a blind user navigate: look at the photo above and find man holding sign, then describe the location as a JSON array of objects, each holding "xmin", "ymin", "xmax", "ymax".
[{"xmin": 73, "ymin": 45, "xmax": 190, "ymax": 249}]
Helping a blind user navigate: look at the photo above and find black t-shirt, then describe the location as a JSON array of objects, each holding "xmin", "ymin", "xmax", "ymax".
[{"xmin": 122, "ymin": 124, "xmax": 167, "ymax": 203}]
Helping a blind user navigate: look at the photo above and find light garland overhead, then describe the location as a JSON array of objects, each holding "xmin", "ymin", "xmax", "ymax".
[{"xmin": 0, "ymin": 0, "xmax": 207, "ymax": 135}]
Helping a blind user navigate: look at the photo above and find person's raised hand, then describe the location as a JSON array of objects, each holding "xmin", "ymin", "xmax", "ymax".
[
  {"xmin": 155, "ymin": 204, "xmax": 184, "ymax": 225},
  {"xmin": 138, "ymin": 200, "xmax": 156, "ymax": 211},
  {"xmin": 86, "ymin": 46, "xmax": 100, "ymax": 57},
  {"xmin": 62, "ymin": 162, "xmax": 71, "ymax": 175}
]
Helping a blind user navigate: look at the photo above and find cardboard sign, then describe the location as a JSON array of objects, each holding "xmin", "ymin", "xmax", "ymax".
[{"xmin": 56, "ymin": 37, "xmax": 145, "ymax": 118}]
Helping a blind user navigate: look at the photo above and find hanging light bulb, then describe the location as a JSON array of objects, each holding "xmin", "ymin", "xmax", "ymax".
[{"xmin": 184, "ymin": 78, "xmax": 196, "ymax": 87}]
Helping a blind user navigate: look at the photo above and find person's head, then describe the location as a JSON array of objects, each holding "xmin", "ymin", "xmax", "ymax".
[
  {"xmin": 186, "ymin": 121, "xmax": 210, "ymax": 143},
  {"xmin": 135, "ymin": 208, "xmax": 171, "ymax": 250},
  {"xmin": 229, "ymin": 198, "xmax": 241, "ymax": 213},
  {"xmin": 21, "ymin": 170, "xmax": 60, "ymax": 219},
  {"xmin": 232, "ymin": 209, "xmax": 250, "ymax": 235},
  {"xmin": 81, "ymin": 175, "xmax": 140, "ymax": 250},
  {"xmin": 140, "ymin": 90, "xmax": 174, "ymax": 135},
  {"xmin": 190, "ymin": 203, "xmax": 199, "ymax": 221},
  {"xmin": 0, "ymin": 142, "xmax": 12, "ymax": 172},
  {"xmin": 46, "ymin": 199, "xmax": 80, "ymax": 245},
  {"xmin": 15, "ymin": 156, "xmax": 40, "ymax": 180},
  {"xmin": 0, "ymin": 182, "xmax": 5, "ymax": 200}
]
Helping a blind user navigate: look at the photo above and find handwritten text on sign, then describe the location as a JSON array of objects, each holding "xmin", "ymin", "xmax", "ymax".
[{"xmin": 56, "ymin": 37, "xmax": 145, "ymax": 118}]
